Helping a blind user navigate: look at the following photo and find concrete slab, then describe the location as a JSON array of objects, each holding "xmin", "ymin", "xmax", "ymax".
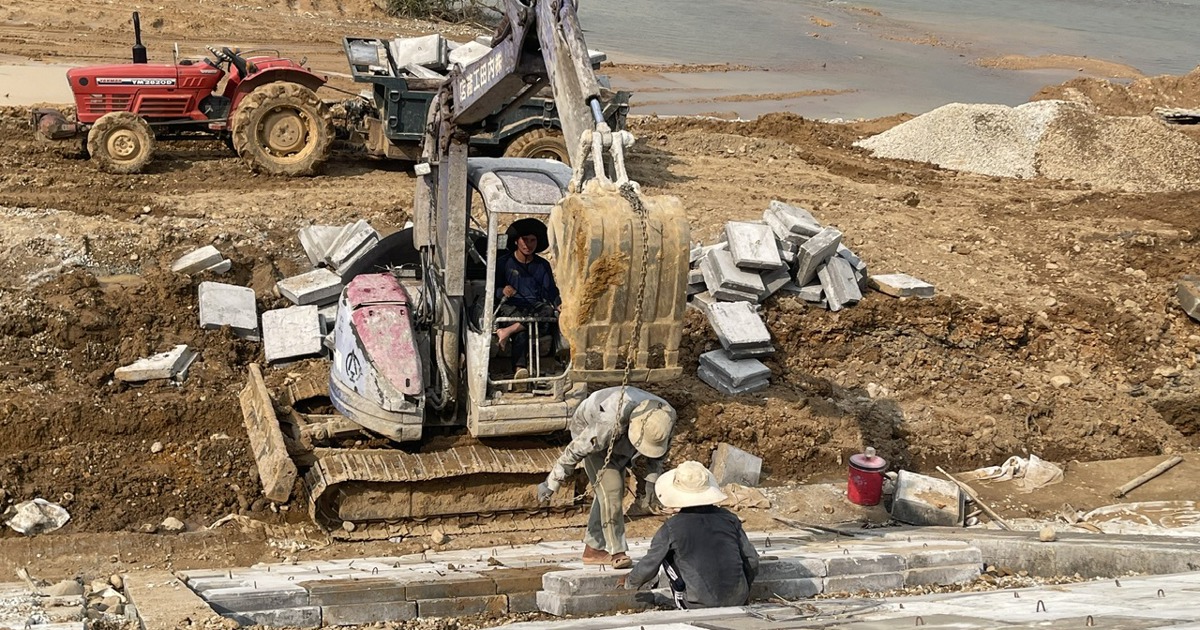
[
  {"xmin": 322, "ymin": 600, "xmax": 416, "ymax": 625},
  {"xmin": 710, "ymin": 442, "xmax": 763, "ymax": 487},
  {"xmin": 389, "ymin": 34, "xmax": 448, "ymax": 69},
  {"xmin": 819, "ymin": 256, "xmax": 863, "ymax": 312},
  {"xmin": 326, "ymin": 220, "xmax": 380, "ymax": 272},
  {"xmin": 171, "ymin": 245, "xmax": 224, "ymax": 275},
  {"xmin": 201, "ymin": 259, "xmax": 232, "ymax": 275},
  {"xmin": 795, "ymin": 227, "xmax": 842, "ymax": 286},
  {"xmin": 698, "ymin": 365, "xmax": 769, "ymax": 396},
  {"xmin": 298, "ymin": 224, "xmax": 343, "ymax": 268},
  {"xmin": 114, "ymin": 344, "xmax": 196, "ymax": 382},
  {"xmin": 869, "ymin": 273, "xmax": 936, "ymax": 298},
  {"xmin": 124, "ymin": 572, "xmax": 220, "ymax": 630},
  {"xmin": 198, "ymin": 282, "xmax": 258, "ymax": 339},
  {"xmin": 276, "ymin": 268, "xmax": 343, "ymax": 306},
  {"xmin": 759, "ymin": 266, "xmax": 792, "ymax": 300},
  {"xmin": 226, "ymin": 607, "xmax": 320, "ymax": 628},
  {"xmin": 725, "ymin": 222, "xmax": 785, "ymax": 270},
  {"xmin": 768, "ymin": 200, "xmax": 822, "ymax": 237},
  {"xmin": 699, "ymin": 350, "xmax": 770, "ymax": 387},
  {"xmin": 262, "ymin": 306, "xmax": 323, "ymax": 364},
  {"xmin": 448, "ymin": 40, "xmax": 492, "ymax": 66},
  {"xmin": 707, "ymin": 301, "xmax": 771, "ymax": 349},
  {"xmin": 797, "ymin": 282, "xmax": 824, "ymax": 304},
  {"xmin": 703, "ymin": 248, "xmax": 766, "ymax": 295}
]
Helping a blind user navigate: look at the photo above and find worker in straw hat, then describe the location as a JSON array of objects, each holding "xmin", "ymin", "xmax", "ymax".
[
  {"xmin": 536, "ymin": 386, "xmax": 676, "ymax": 569},
  {"xmin": 621, "ymin": 460, "xmax": 760, "ymax": 609}
]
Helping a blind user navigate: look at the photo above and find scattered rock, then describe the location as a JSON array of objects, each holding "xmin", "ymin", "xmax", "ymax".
[
  {"xmin": 109, "ymin": 574, "xmax": 124, "ymax": 590},
  {"xmin": 45, "ymin": 579, "xmax": 84, "ymax": 597},
  {"xmin": 159, "ymin": 517, "xmax": 185, "ymax": 533},
  {"xmin": 1039, "ymin": 526, "xmax": 1058, "ymax": 542},
  {"xmin": 1049, "ymin": 375, "xmax": 1073, "ymax": 388},
  {"xmin": 150, "ymin": 441, "xmax": 164, "ymax": 454},
  {"xmin": 431, "ymin": 530, "xmax": 449, "ymax": 545}
]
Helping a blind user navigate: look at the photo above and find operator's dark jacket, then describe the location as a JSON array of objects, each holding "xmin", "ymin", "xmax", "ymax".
[{"xmin": 626, "ymin": 505, "xmax": 760, "ymax": 608}]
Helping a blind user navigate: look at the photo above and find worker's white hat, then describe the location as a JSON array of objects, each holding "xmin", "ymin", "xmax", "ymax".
[
  {"xmin": 655, "ymin": 461, "xmax": 728, "ymax": 508},
  {"xmin": 628, "ymin": 400, "xmax": 673, "ymax": 459}
]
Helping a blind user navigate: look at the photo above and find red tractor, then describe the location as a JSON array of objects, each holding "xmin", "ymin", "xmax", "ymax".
[{"xmin": 34, "ymin": 13, "xmax": 333, "ymax": 176}]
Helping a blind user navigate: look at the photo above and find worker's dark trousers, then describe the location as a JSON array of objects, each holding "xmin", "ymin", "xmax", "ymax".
[{"xmin": 662, "ymin": 558, "xmax": 688, "ymax": 610}]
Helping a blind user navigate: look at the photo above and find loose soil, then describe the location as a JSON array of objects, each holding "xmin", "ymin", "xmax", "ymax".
[{"xmin": 3, "ymin": 0, "xmax": 1200, "ymax": 604}]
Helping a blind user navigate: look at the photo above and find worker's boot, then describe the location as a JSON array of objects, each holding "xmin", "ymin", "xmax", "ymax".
[
  {"xmin": 513, "ymin": 367, "xmax": 530, "ymax": 393},
  {"xmin": 610, "ymin": 552, "xmax": 632, "ymax": 569},
  {"xmin": 582, "ymin": 545, "xmax": 610, "ymax": 565}
]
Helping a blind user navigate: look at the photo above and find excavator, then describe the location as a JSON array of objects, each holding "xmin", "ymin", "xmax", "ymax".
[{"xmin": 240, "ymin": 0, "xmax": 690, "ymax": 540}]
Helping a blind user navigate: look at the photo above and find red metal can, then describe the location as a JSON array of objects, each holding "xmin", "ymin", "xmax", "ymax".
[{"xmin": 847, "ymin": 447, "xmax": 888, "ymax": 506}]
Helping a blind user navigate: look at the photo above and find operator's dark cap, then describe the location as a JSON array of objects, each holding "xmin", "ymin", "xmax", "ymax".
[{"xmin": 505, "ymin": 218, "xmax": 549, "ymax": 253}]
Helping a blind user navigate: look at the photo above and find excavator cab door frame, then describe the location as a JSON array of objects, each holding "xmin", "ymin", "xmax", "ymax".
[{"xmin": 462, "ymin": 157, "xmax": 586, "ymax": 438}]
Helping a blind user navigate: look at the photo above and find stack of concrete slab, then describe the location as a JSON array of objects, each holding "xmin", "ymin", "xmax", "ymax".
[
  {"xmin": 388, "ymin": 34, "xmax": 610, "ymax": 81},
  {"xmin": 298, "ymin": 221, "xmax": 379, "ymax": 276},
  {"xmin": 698, "ymin": 349, "xmax": 770, "ymax": 395},
  {"xmin": 171, "ymin": 245, "xmax": 231, "ymax": 276}
]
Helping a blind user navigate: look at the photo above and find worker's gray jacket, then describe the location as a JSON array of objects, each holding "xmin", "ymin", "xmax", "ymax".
[
  {"xmin": 627, "ymin": 505, "xmax": 760, "ymax": 608},
  {"xmin": 544, "ymin": 386, "xmax": 673, "ymax": 491}
]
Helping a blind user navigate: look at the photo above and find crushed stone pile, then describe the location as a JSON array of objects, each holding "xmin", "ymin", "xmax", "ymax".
[{"xmin": 854, "ymin": 100, "xmax": 1200, "ymax": 192}]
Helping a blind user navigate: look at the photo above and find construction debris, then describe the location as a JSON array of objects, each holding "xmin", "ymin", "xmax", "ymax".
[
  {"xmin": 276, "ymin": 268, "xmax": 343, "ymax": 306},
  {"xmin": 869, "ymin": 273, "xmax": 936, "ymax": 298},
  {"xmin": 114, "ymin": 344, "xmax": 198, "ymax": 383},
  {"xmin": 1178, "ymin": 276, "xmax": 1200, "ymax": 322},
  {"xmin": 711, "ymin": 442, "xmax": 763, "ymax": 487},
  {"xmin": 171, "ymin": 245, "xmax": 231, "ymax": 275},
  {"xmin": 198, "ymin": 281, "xmax": 259, "ymax": 340}
]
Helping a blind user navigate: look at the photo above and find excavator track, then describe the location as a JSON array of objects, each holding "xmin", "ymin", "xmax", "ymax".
[{"xmin": 241, "ymin": 365, "xmax": 587, "ymax": 541}]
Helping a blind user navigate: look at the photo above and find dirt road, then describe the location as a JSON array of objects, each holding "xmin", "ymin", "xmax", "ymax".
[{"xmin": 2, "ymin": 0, "xmax": 1200, "ymax": 577}]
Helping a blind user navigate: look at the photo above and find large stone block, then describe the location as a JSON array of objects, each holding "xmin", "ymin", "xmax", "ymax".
[
  {"xmin": 405, "ymin": 574, "xmax": 495, "ymax": 600},
  {"xmin": 416, "ymin": 594, "xmax": 508, "ymax": 618},
  {"xmin": 904, "ymin": 564, "xmax": 981, "ymax": 587},
  {"xmin": 818, "ymin": 551, "xmax": 906, "ymax": 576},
  {"xmin": 904, "ymin": 544, "xmax": 983, "ymax": 569},
  {"xmin": 819, "ymin": 256, "xmax": 862, "ymax": 312},
  {"xmin": 298, "ymin": 225, "xmax": 343, "ymax": 268},
  {"xmin": 171, "ymin": 245, "xmax": 224, "ymax": 275},
  {"xmin": 794, "ymin": 228, "xmax": 842, "ymax": 286},
  {"xmin": 488, "ymin": 567, "xmax": 564, "ymax": 595},
  {"xmin": 726, "ymin": 221, "xmax": 785, "ymax": 270},
  {"xmin": 542, "ymin": 569, "xmax": 630, "ymax": 596},
  {"xmin": 711, "ymin": 442, "xmax": 763, "ymax": 487},
  {"xmin": 699, "ymin": 349, "xmax": 770, "ymax": 388},
  {"xmin": 303, "ymin": 577, "xmax": 407, "ymax": 606},
  {"xmin": 707, "ymin": 301, "xmax": 771, "ymax": 349},
  {"xmin": 277, "ymin": 268, "xmax": 343, "ymax": 306},
  {"xmin": 323, "ymin": 600, "xmax": 416, "ymax": 625},
  {"xmin": 535, "ymin": 590, "xmax": 651, "ymax": 616},
  {"xmin": 750, "ymin": 577, "xmax": 822, "ymax": 601},
  {"xmin": 506, "ymin": 590, "xmax": 540, "ymax": 613},
  {"xmin": 198, "ymin": 282, "xmax": 258, "ymax": 339},
  {"xmin": 756, "ymin": 557, "xmax": 826, "ymax": 580},
  {"xmin": 226, "ymin": 607, "xmax": 320, "ymax": 629},
  {"xmin": 705, "ymin": 248, "xmax": 766, "ymax": 294},
  {"xmin": 869, "ymin": 273, "xmax": 935, "ymax": 298},
  {"xmin": 822, "ymin": 572, "xmax": 904, "ymax": 594},
  {"xmin": 203, "ymin": 584, "xmax": 309, "ymax": 613},
  {"xmin": 262, "ymin": 306, "xmax": 323, "ymax": 365},
  {"xmin": 768, "ymin": 200, "xmax": 822, "ymax": 237}
]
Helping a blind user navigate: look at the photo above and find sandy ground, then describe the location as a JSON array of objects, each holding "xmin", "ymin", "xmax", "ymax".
[{"xmin": 2, "ymin": 0, "xmax": 1200, "ymax": 615}]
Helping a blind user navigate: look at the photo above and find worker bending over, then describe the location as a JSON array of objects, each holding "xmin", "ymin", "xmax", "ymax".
[
  {"xmin": 623, "ymin": 460, "xmax": 760, "ymax": 608},
  {"xmin": 536, "ymin": 386, "xmax": 675, "ymax": 569}
]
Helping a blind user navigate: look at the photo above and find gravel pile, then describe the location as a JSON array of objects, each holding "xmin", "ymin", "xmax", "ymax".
[{"xmin": 855, "ymin": 100, "xmax": 1200, "ymax": 191}]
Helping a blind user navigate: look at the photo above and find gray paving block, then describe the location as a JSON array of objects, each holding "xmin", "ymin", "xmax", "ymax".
[
  {"xmin": 726, "ymin": 344, "xmax": 775, "ymax": 360},
  {"xmin": 203, "ymin": 584, "xmax": 309, "ymax": 613},
  {"xmin": 710, "ymin": 442, "xmax": 763, "ymax": 487},
  {"xmin": 822, "ymin": 572, "xmax": 904, "ymax": 594},
  {"xmin": 760, "ymin": 266, "xmax": 792, "ymax": 300},
  {"xmin": 416, "ymin": 594, "xmax": 508, "ymax": 617},
  {"xmin": 201, "ymin": 259, "xmax": 232, "ymax": 275},
  {"xmin": 542, "ymin": 569, "xmax": 630, "ymax": 596},
  {"xmin": 750, "ymin": 577, "xmax": 822, "ymax": 601},
  {"xmin": 711, "ymin": 285, "xmax": 761, "ymax": 303},
  {"xmin": 687, "ymin": 268, "xmax": 705, "ymax": 285},
  {"xmin": 795, "ymin": 227, "xmax": 842, "ymax": 286},
  {"xmin": 1179, "ymin": 276, "xmax": 1200, "ymax": 322},
  {"xmin": 323, "ymin": 600, "xmax": 416, "ymax": 625},
  {"xmin": 327, "ymin": 221, "xmax": 380, "ymax": 271},
  {"xmin": 797, "ymin": 282, "xmax": 824, "ymax": 304},
  {"xmin": 303, "ymin": 577, "xmax": 408, "ymax": 606},
  {"xmin": 298, "ymin": 225, "xmax": 343, "ymax": 268},
  {"xmin": 819, "ymin": 256, "xmax": 862, "ymax": 312},
  {"xmin": 704, "ymin": 248, "xmax": 766, "ymax": 294},
  {"xmin": 687, "ymin": 282, "xmax": 708, "ymax": 296},
  {"xmin": 698, "ymin": 365, "xmax": 769, "ymax": 396},
  {"xmin": 318, "ymin": 302, "xmax": 339, "ymax": 335},
  {"xmin": 762, "ymin": 208, "xmax": 805, "ymax": 245},
  {"xmin": 448, "ymin": 40, "xmax": 492, "ymax": 66},
  {"xmin": 904, "ymin": 545, "xmax": 983, "ymax": 569},
  {"xmin": 277, "ymin": 268, "xmax": 343, "ymax": 306},
  {"xmin": 689, "ymin": 291, "xmax": 717, "ymax": 314},
  {"xmin": 699, "ymin": 349, "xmax": 770, "ymax": 387},
  {"xmin": 768, "ymin": 200, "xmax": 822, "ymax": 237},
  {"xmin": 535, "ymin": 590, "xmax": 651, "ymax": 616},
  {"xmin": 707, "ymin": 301, "xmax": 771, "ymax": 348},
  {"xmin": 905, "ymin": 564, "xmax": 981, "ymax": 587},
  {"xmin": 506, "ymin": 590, "xmax": 540, "ymax": 613},
  {"xmin": 757, "ymin": 557, "xmax": 826, "ymax": 580},
  {"xmin": 198, "ymin": 282, "xmax": 258, "ymax": 339},
  {"xmin": 390, "ymin": 34, "xmax": 447, "ymax": 68},
  {"xmin": 226, "ymin": 607, "xmax": 320, "ymax": 629},
  {"xmin": 823, "ymin": 552, "xmax": 906, "ymax": 576},
  {"xmin": 726, "ymin": 222, "xmax": 785, "ymax": 270},
  {"xmin": 114, "ymin": 344, "xmax": 196, "ymax": 382},
  {"xmin": 262, "ymin": 306, "xmax": 323, "ymax": 364},
  {"xmin": 869, "ymin": 273, "xmax": 936, "ymax": 298},
  {"xmin": 171, "ymin": 245, "xmax": 224, "ymax": 275}
]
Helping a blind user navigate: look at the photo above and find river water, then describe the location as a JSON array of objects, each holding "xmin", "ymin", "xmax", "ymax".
[{"xmin": 579, "ymin": 0, "xmax": 1200, "ymax": 119}]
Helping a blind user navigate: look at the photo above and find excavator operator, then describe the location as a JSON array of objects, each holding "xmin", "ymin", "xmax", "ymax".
[{"xmin": 495, "ymin": 218, "xmax": 560, "ymax": 382}]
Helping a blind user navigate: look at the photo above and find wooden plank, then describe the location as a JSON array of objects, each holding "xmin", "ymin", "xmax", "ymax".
[
  {"xmin": 936, "ymin": 466, "xmax": 1012, "ymax": 531},
  {"xmin": 240, "ymin": 363, "xmax": 297, "ymax": 503},
  {"xmin": 1113, "ymin": 455, "xmax": 1184, "ymax": 498}
]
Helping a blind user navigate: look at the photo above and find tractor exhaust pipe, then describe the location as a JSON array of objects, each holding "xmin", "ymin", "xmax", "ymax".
[{"xmin": 131, "ymin": 12, "xmax": 147, "ymax": 64}]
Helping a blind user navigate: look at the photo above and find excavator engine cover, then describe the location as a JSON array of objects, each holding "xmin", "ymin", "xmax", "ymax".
[{"xmin": 550, "ymin": 182, "xmax": 689, "ymax": 383}]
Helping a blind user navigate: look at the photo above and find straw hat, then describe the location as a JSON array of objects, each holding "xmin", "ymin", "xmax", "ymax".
[
  {"xmin": 628, "ymin": 400, "xmax": 673, "ymax": 459},
  {"xmin": 655, "ymin": 461, "xmax": 728, "ymax": 508}
]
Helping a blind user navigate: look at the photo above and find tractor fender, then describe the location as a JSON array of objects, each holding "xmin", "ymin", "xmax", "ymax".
[{"xmin": 230, "ymin": 68, "xmax": 327, "ymax": 110}]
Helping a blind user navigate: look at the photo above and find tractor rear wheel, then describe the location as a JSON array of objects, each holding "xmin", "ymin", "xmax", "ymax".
[
  {"xmin": 232, "ymin": 82, "xmax": 333, "ymax": 177},
  {"xmin": 87, "ymin": 112, "xmax": 155, "ymax": 174},
  {"xmin": 503, "ymin": 128, "xmax": 570, "ymax": 164}
]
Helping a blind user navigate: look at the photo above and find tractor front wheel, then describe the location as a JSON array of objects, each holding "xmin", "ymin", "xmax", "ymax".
[
  {"xmin": 87, "ymin": 112, "xmax": 155, "ymax": 174},
  {"xmin": 232, "ymin": 82, "xmax": 333, "ymax": 177},
  {"xmin": 503, "ymin": 128, "xmax": 570, "ymax": 164}
]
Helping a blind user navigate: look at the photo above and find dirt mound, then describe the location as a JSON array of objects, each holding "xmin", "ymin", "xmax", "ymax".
[{"xmin": 1033, "ymin": 67, "xmax": 1200, "ymax": 116}]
